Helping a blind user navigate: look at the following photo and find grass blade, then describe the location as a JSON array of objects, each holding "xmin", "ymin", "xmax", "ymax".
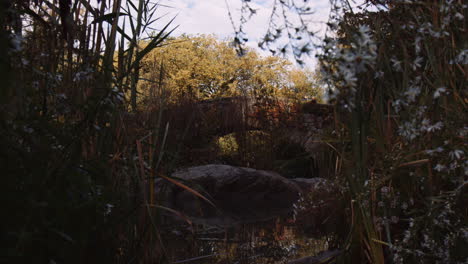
[{"xmin": 158, "ymin": 174, "xmax": 217, "ymax": 208}]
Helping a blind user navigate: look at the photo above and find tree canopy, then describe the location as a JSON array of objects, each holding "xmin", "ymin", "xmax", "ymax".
[{"xmin": 138, "ymin": 34, "xmax": 322, "ymax": 104}]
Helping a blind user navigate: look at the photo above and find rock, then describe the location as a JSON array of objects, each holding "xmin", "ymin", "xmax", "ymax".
[
  {"xmin": 156, "ymin": 165, "xmax": 340, "ymax": 231},
  {"xmin": 156, "ymin": 165, "xmax": 301, "ymax": 226}
]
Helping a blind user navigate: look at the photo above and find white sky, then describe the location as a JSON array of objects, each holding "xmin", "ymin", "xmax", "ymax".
[{"xmin": 157, "ymin": 0, "xmax": 333, "ymax": 68}]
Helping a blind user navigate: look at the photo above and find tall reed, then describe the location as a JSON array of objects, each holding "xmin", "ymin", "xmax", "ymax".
[
  {"xmin": 1, "ymin": 0, "xmax": 175, "ymax": 262},
  {"xmin": 318, "ymin": 1, "xmax": 467, "ymax": 263}
]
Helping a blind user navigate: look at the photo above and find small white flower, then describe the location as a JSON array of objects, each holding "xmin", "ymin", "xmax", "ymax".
[
  {"xmin": 73, "ymin": 68, "xmax": 93, "ymax": 82},
  {"xmin": 423, "ymin": 121, "xmax": 444, "ymax": 132},
  {"xmin": 425, "ymin": 149, "xmax": 435, "ymax": 155},
  {"xmin": 391, "ymin": 58, "xmax": 402, "ymax": 72},
  {"xmin": 392, "ymin": 99, "xmax": 406, "ymax": 113},
  {"xmin": 104, "ymin": 204, "xmax": 114, "ymax": 215},
  {"xmin": 458, "ymin": 127, "xmax": 468, "ymax": 137},
  {"xmin": 433, "ymin": 87, "xmax": 447, "ymax": 98},
  {"xmin": 412, "ymin": 57, "xmax": 423, "ymax": 70},
  {"xmin": 405, "ymin": 85, "xmax": 421, "ymax": 102},
  {"xmin": 401, "ymin": 202, "xmax": 408, "ymax": 210},
  {"xmin": 403, "ymin": 230, "xmax": 411, "ymax": 243},
  {"xmin": 414, "ymin": 36, "xmax": 422, "ymax": 54},
  {"xmin": 434, "ymin": 164, "xmax": 447, "ymax": 172},
  {"xmin": 381, "ymin": 186, "xmax": 390, "ymax": 194},
  {"xmin": 421, "ymin": 118, "xmax": 430, "ymax": 127},
  {"xmin": 343, "ymin": 70, "xmax": 357, "ymax": 87},
  {"xmin": 430, "ymin": 122, "xmax": 443, "ymax": 132},
  {"xmin": 449, "ymin": 149, "xmax": 464, "ymax": 160},
  {"xmin": 449, "ymin": 161, "xmax": 459, "ymax": 170},
  {"xmin": 430, "ymin": 29, "xmax": 441, "ymax": 38},
  {"xmin": 399, "ymin": 121, "xmax": 419, "ymax": 140},
  {"xmin": 450, "ymin": 49, "xmax": 468, "ymax": 64},
  {"xmin": 374, "ymin": 71, "xmax": 384, "ymax": 79}
]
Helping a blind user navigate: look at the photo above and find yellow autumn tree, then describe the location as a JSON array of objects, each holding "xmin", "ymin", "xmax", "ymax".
[
  {"xmin": 279, "ymin": 68, "xmax": 324, "ymax": 102},
  {"xmin": 138, "ymin": 34, "xmax": 322, "ymax": 104}
]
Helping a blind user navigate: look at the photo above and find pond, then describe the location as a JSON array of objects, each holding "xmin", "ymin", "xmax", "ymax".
[
  {"xmin": 153, "ymin": 164, "xmax": 344, "ymax": 263},
  {"xmin": 161, "ymin": 219, "xmax": 338, "ymax": 264}
]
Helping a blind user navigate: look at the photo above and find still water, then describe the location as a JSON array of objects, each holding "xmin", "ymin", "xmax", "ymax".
[{"xmin": 161, "ymin": 218, "xmax": 337, "ymax": 264}]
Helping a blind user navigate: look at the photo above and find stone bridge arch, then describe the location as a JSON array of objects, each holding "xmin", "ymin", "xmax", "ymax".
[{"xmin": 166, "ymin": 96, "xmax": 334, "ymax": 138}]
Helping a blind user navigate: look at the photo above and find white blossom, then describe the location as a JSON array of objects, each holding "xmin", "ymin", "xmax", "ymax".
[
  {"xmin": 401, "ymin": 202, "xmax": 408, "ymax": 210},
  {"xmin": 414, "ymin": 36, "xmax": 422, "ymax": 54},
  {"xmin": 421, "ymin": 119, "xmax": 443, "ymax": 133},
  {"xmin": 374, "ymin": 71, "xmax": 384, "ymax": 79},
  {"xmin": 412, "ymin": 57, "xmax": 423, "ymax": 70},
  {"xmin": 449, "ymin": 49, "xmax": 468, "ymax": 64},
  {"xmin": 391, "ymin": 57, "xmax": 403, "ymax": 72},
  {"xmin": 433, "ymin": 87, "xmax": 447, "ymax": 98},
  {"xmin": 104, "ymin": 204, "xmax": 114, "ymax": 215},
  {"xmin": 454, "ymin": 12, "xmax": 464, "ymax": 20},
  {"xmin": 404, "ymin": 85, "xmax": 421, "ymax": 103},
  {"xmin": 399, "ymin": 121, "xmax": 420, "ymax": 140},
  {"xmin": 434, "ymin": 164, "xmax": 447, "ymax": 172},
  {"xmin": 449, "ymin": 150, "xmax": 464, "ymax": 160},
  {"xmin": 392, "ymin": 99, "xmax": 407, "ymax": 113},
  {"xmin": 426, "ymin": 147, "xmax": 444, "ymax": 155}
]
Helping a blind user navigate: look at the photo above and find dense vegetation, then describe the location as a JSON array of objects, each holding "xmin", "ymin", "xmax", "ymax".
[
  {"xmin": 1, "ymin": 0, "xmax": 466, "ymax": 264},
  {"xmin": 316, "ymin": 1, "xmax": 467, "ymax": 263}
]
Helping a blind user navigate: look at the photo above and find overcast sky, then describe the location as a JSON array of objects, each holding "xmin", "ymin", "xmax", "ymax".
[{"xmin": 158, "ymin": 0, "xmax": 333, "ymax": 68}]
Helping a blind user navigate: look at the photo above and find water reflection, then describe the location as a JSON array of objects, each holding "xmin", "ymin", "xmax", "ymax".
[{"xmin": 163, "ymin": 218, "xmax": 337, "ymax": 264}]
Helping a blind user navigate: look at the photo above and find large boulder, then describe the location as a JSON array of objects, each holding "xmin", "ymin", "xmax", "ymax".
[
  {"xmin": 156, "ymin": 165, "xmax": 301, "ymax": 226},
  {"xmin": 155, "ymin": 165, "xmax": 340, "ymax": 229}
]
